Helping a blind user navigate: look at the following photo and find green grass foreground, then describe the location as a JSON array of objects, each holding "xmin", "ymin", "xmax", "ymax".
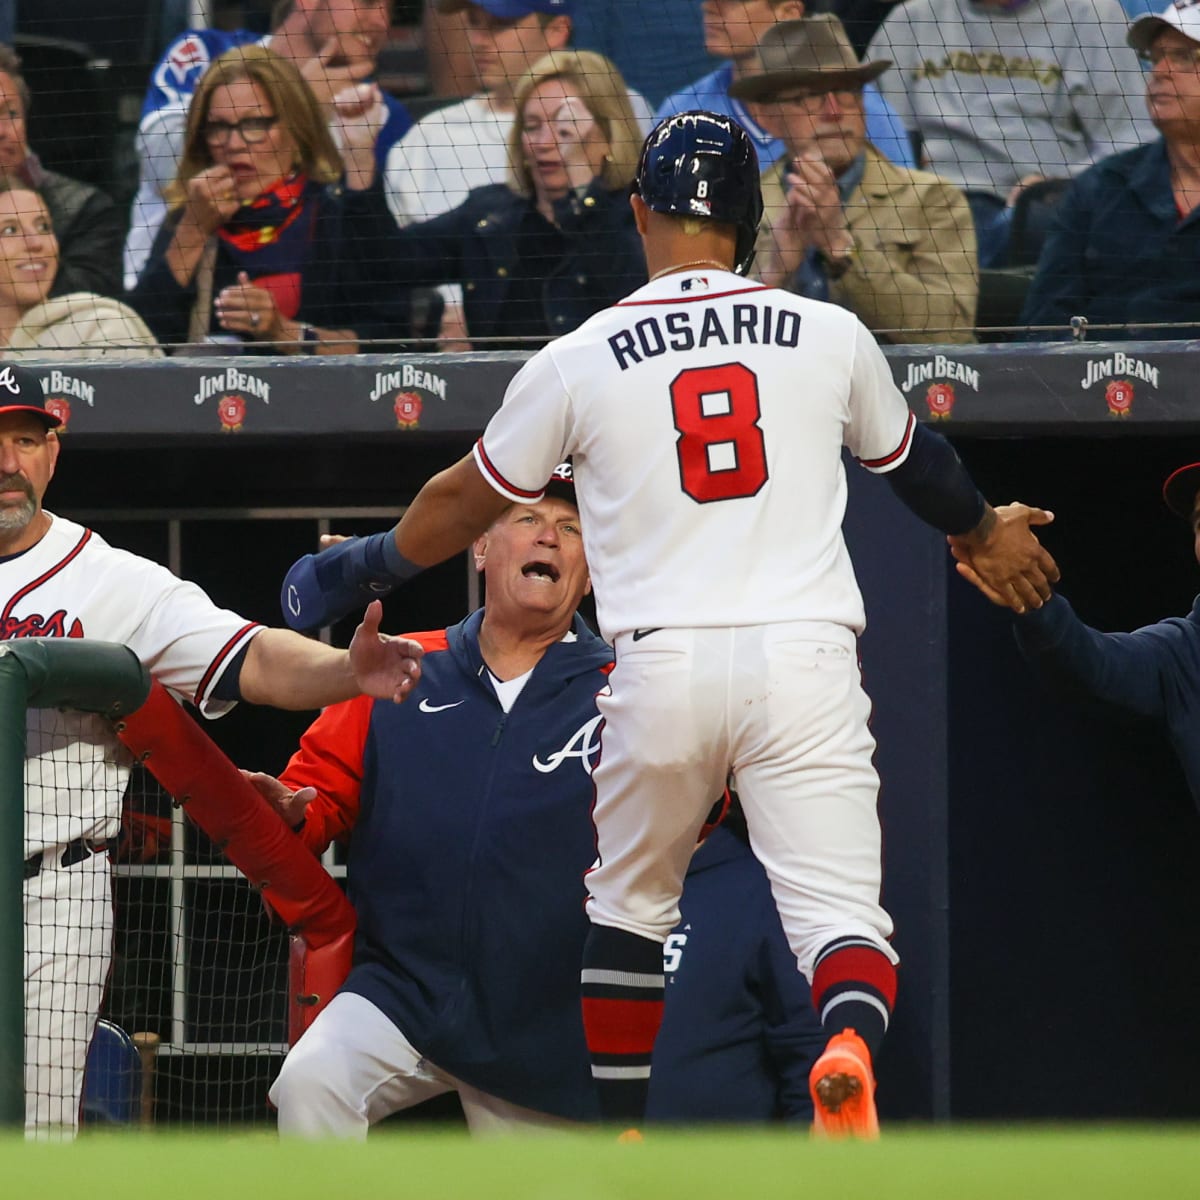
[{"xmin": 3, "ymin": 1125, "xmax": 1198, "ymax": 1200}]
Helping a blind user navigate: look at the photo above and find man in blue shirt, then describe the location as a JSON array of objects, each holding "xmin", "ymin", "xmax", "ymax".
[{"xmin": 655, "ymin": 0, "xmax": 914, "ymax": 170}]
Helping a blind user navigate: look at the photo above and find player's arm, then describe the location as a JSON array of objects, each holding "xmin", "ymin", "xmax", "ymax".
[
  {"xmin": 281, "ymin": 352, "xmax": 570, "ymax": 631},
  {"xmin": 243, "ymin": 695, "xmax": 373, "ymax": 854},
  {"xmin": 847, "ymin": 324, "xmax": 1058, "ymax": 612},
  {"xmin": 236, "ymin": 602, "xmax": 423, "ymax": 707}
]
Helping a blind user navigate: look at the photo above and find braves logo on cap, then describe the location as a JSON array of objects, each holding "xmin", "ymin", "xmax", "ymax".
[{"xmin": 0, "ymin": 366, "xmax": 22, "ymax": 396}]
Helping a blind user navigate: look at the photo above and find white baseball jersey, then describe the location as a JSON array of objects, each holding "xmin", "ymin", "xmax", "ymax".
[
  {"xmin": 475, "ymin": 269, "xmax": 916, "ymax": 642},
  {"xmin": 4, "ymin": 513, "xmax": 262, "ymax": 857}
]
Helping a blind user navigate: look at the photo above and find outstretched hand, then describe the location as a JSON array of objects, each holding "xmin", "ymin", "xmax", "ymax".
[
  {"xmin": 240, "ymin": 769, "xmax": 316, "ymax": 828},
  {"xmin": 947, "ymin": 503, "xmax": 1059, "ymax": 613},
  {"xmin": 348, "ymin": 599, "xmax": 424, "ymax": 704}
]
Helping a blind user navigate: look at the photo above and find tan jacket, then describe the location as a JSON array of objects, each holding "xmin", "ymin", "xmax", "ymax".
[
  {"xmin": 756, "ymin": 145, "xmax": 978, "ymax": 344},
  {"xmin": 5, "ymin": 293, "xmax": 163, "ymax": 360}
]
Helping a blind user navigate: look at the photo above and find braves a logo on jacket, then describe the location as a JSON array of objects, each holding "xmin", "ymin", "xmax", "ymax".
[
  {"xmin": 2, "ymin": 609, "xmax": 83, "ymax": 639},
  {"xmin": 532, "ymin": 714, "xmax": 603, "ymax": 776}
]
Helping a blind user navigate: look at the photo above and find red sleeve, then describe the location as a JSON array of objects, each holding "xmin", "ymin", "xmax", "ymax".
[
  {"xmin": 279, "ymin": 629, "xmax": 449, "ymax": 855},
  {"xmin": 280, "ymin": 695, "xmax": 373, "ymax": 855}
]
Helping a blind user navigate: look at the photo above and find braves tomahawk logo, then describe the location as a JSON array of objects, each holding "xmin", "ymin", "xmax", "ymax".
[{"xmin": 533, "ymin": 714, "xmax": 604, "ymax": 776}]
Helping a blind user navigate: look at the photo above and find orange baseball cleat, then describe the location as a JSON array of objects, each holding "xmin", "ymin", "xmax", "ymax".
[{"xmin": 809, "ymin": 1028, "xmax": 879, "ymax": 1139}]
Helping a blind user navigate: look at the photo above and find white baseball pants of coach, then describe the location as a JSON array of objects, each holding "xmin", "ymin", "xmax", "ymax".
[
  {"xmin": 270, "ymin": 992, "xmax": 578, "ymax": 1137},
  {"xmin": 24, "ymin": 852, "xmax": 112, "ymax": 1136},
  {"xmin": 587, "ymin": 622, "xmax": 899, "ymax": 978}
]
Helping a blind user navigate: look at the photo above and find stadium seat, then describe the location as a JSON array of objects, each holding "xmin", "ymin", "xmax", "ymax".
[
  {"xmin": 1006, "ymin": 177, "xmax": 1071, "ymax": 270},
  {"xmin": 81, "ymin": 1019, "xmax": 142, "ymax": 1125}
]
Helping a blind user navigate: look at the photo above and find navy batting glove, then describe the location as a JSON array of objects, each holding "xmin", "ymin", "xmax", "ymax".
[{"xmin": 281, "ymin": 532, "xmax": 401, "ymax": 632}]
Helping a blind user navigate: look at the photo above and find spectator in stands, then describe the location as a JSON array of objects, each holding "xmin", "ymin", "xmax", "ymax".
[
  {"xmin": 1019, "ymin": 2, "xmax": 1200, "ymax": 340},
  {"xmin": 742, "ymin": 17, "xmax": 977, "ymax": 343},
  {"xmin": 129, "ymin": 46, "xmax": 406, "ymax": 355},
  {"xmin": 387, "ymin": 0, "xmax": 654, "ymax": 348},
  {"xmin": 126, "ymin": 0, "xmax": 410, "ymax": 288},
  {"xmin": 812, "ymin": 0, "xmax": 897, "ymax": 58},
  {"xmin": 0, "ymin": 45, "xmax": 123, "ymax": 301},
  {"xmin": 365, "ymin": 50, "xmax": 646, "ymax": 349},
  {"xmin": 654, "ymin": 0, "xmax": 915, "ymax": 172},
  {"xmin": 0, "ymin": 184, "xmax": 159, "ymax": 359},
  {"xmin": 866, "ymin": 0, "xmax": 1154, "ymax": 265},
  {"xmin": 570, "ymin": 0, "xmax": 719, "ymax": 110}
]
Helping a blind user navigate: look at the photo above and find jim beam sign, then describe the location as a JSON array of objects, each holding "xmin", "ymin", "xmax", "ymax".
[
  {"xmin": 369, "ymin": 365, "xmax": 448, "ymax": 430},
  {"xmin": 1080, "ymin": 352, "xmax": 1159, "ymax": 418},
  {"xmin": 37, "ymin": 370, "xmax": 96, "ymax": 432},
  {"xmin": 193, "ymin": 368, "xmax": 271, "ymax": 432},
  {"xmin": 899, "ymin": 354, "xmax": 981, "ymax": 420}
]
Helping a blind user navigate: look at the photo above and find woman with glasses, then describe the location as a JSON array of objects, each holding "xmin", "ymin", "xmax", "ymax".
[
  {"xmin": 129, "ymin": 45, "xmax": 407, "ymax": 355},
  {"xmin": 0, "ymin": 183, "xmax": 159, "ymax": 359},
  {"xmin": 1020, "ymin": 6, "xmax": 1200, "ymax": 340}
]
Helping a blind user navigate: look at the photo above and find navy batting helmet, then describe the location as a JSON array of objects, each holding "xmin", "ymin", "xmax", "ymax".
[{"xmin": 634, "ymin": 111, "xmax": 764, "ymax": 276}]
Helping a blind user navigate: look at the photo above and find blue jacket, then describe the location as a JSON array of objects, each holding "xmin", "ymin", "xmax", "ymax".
[
  {"xmin": 647, "ymin": 826, "xmax": 823, "ymax": 1123},
  {"xmin": 1013, "ymin": 592, "xmax": 1200, "ymax": 805},
  {"xmin": 1020, "ymin": 140, "xmax": 1200, "ymax": 340},
  {"xmin": 283, "ymin": 609, "xmax": 611, "ymax": 1120}
]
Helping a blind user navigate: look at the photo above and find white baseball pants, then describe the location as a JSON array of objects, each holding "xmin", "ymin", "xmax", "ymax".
[
  {"xmin": 24, "ymin": 851, "xmax": 113, "ymax": 1136},
  {"xmin": 270, "ymin": 992, "xmax": 578, "ymax": 1137},
  {"xmin": 587, "ymin": 622, "xmax": 898, "ymax": 977}
]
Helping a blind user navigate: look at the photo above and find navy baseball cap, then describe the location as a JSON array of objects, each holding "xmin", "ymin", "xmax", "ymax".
[
  {"xmin": 0, "ymin": 362, "xmax": 60, "ymax": 428},
  {"xmin": 543, "ymin": 460, "xmax": 576, "ymax": 503},
  {"xmin": 1163, "ymin": 461, "xmax": 1200, "ymax": 518},
  {"xmin": 436, "ymin": 0, "xmax": 574, "ymax": 17}
]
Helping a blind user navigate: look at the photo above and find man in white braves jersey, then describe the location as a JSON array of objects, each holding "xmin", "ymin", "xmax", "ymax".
[
  {"xmin": 280, "ymin": 110, "xmax": 1059, "ymax": 1138},
  {"xmin": 0, "ymin": 363, "xmax": 423, "ymax": 1136}
]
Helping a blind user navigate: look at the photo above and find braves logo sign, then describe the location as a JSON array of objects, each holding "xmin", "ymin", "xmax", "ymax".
[{"xmin": 533, "ymin": 715, "xmax": 604, "ymax": 776}]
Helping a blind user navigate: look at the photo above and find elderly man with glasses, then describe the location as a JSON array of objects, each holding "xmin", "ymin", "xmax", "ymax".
[
  {"xmin": 738, "ymin": 15, "xmax": 978, "ymax": 343},
  {"xmin": 1019, "ymin": 1, "xmax": 1200, "ymax": 340}
]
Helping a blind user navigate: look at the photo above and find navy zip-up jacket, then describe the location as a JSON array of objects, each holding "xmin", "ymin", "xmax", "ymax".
[
  {"xmin": 647, "ymin": 826, "xmax": 824, "ymax": 1123},
  {"xmin": 1013, "ymin": 592, "xmax": 1200, "ymax": 805},
  {"xmin": 280, "ymin": 609, "xmax": 611, "ymax": 1120}
]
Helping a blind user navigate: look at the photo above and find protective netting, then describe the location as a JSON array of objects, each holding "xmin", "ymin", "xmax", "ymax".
[
  {"xmin": 0, "ymin": 1, "xmax": 1192, "ymax": 356},
  {"xmin": 22, "ymin": 709, "xmax": 317, "ymax": 1130}
]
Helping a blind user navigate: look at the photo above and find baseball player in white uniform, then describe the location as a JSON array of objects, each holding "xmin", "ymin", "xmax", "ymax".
[
  {"xmin": 281, "ymin": 111, "xmax": 1059, "ymax": 1138},
  {"xmin": 0, "ymin": 363, "xmax": 423, "ymax": 1136}
]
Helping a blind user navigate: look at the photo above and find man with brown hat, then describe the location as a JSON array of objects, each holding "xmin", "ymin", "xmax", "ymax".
[{"xmin": 733, "ymin": 14, "xmax": 979, "ymax": 343}]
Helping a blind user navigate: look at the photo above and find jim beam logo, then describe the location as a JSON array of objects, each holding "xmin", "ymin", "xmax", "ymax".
[
  {"xmin": 193, "ymin": 368, "xmax": 271, "ymax": 433},
  {"xmin": 369, "ymin": 365, "xmax": 448, "ymax": 430},
  {"xmin": 38, "ymin": 370, "xmax": 96, "ymax": 432},
  {"xmin": 1080, "ymin": 352, "xmax": 1159, "ymax": 418},
  {"xmin": 900, "ymin": 355, "xmax": 981, "ymax": 421}
]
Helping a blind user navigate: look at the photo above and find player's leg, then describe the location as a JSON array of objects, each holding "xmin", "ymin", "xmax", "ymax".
[
  {"xmin": 731, "ymin": 622, "xmax": 897, "ymax": 1137},
  {"xmin": 24, "ymin": 853, "xmax": 113, "ymax": 1137},
  {"xmin": 455, "ymin": 1082, "xmax": 580, "ymax": 1134},
  {"xmin": 582, "ymin": 628, "xmax": 732, "ymax": 1125},
  {"xmin": 270, "ymin": 991, "xmax": 453, "ymax": 1138}
]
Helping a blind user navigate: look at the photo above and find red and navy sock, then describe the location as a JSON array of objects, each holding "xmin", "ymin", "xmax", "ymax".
[
  {"xmin": 811, "ymin": 935, "xmax": 897, "ymax": 1060},
  {"xmin": 580, "ymin": 923, "xmax": 665, "ymax": 1122}
]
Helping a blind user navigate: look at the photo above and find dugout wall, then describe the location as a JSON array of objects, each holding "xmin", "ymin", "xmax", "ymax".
[{"xmin": 32, "ymin": 344, "xmax": 1200, "ymax": 1124}]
